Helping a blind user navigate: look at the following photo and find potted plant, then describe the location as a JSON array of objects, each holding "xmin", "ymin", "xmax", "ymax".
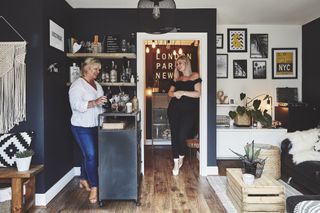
[
  {"xmin": 230, "ymin": 140, "xmax": 266, "ymax": 178},
  {"xmin": 15, "ymin": 149, "xmax": 34, "ymax": 172},
  {"xmin": 228, "ymin": 93, "xmax": 272, "ymax": 128}
]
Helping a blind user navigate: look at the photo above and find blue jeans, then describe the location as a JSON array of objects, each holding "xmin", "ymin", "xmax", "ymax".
[{"xmin": 71, "ymin": 125, "xmax": 98, "ymax": 187}]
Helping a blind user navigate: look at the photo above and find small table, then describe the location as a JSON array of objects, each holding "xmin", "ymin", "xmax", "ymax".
[
  {"xmin": 0, "ymin": 165, "xmax": 43, "ymax": 213},
  {"xmin": 226, "ymin": 168, "xmax": 285, "ymax": 213}
]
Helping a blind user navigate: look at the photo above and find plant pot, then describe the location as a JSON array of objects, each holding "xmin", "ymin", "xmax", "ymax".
[
  {"xmin": 242, "ymin": 160, "xmax": 257, "ymax": 176},
  {"xmin": 16, "ymin": 156, "xmax": 32, "ymax": 172},
  {"xmin": 234, "ymin": 114, "xmax": 251, "ymax": 127}
]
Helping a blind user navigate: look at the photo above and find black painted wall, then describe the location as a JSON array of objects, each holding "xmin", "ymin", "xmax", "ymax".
[
  {"xmin": 302, "ymin": 17, "xmax": 320, "ymax": 104},
  {"xmin": 1, "ymin": 0, "xmax": 73, "ymax": 193},
  {"xmin": 70, "ymin": 9, "xmax": 217, "ymax": 166}
]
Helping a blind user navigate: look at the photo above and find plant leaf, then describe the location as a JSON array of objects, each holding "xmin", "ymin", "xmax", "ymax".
[{"xmin": 240, "ymin": 93, "xmax": 246, "ymax": 100}]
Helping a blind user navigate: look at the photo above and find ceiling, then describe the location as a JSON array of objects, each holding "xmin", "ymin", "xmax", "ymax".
[{"xmin": 65, "ymin": 0, "xmax": 320, "ymax": 25}]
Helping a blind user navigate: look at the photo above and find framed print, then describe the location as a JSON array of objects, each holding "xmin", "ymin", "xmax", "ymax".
[
  {"xmin": 253, "ymin": 61, "xmax": 267, "ymax": 79},
  {"xmin": 272, "ymin": 48, "xmax": 298, "ymax": 79},
  {"xmin": 49, "ymin": 19, "xmax": 64, "ymax": 52},
  {"xmin": 227, "ymin": 28, "xmax": 247, "ymax": 52},
  {"xmin": 216, "ymin": 34, "xmax": 223, "ymax": 49},
  {"xmin": 233, "ymin": 60, "xmax": 247, "ymax": 78},
  {"xmin": 250, "ymin": 34, "xmax": 268, "ymax": 58},
  {"xmin": 216, "ymin": 54, "xmax": 228, "ymax": 78}
]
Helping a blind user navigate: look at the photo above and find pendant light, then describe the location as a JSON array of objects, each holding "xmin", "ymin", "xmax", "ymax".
[
  {"xmin": 137, "ymin": 0, "xmax": 176, "ymax": 20},
  {"xmin": 146, "ymin": 46, "xmax": 150, "ymax": 53}
]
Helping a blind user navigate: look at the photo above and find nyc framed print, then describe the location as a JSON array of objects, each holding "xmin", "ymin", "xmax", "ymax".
[
  {"xmin": 228, "ymin": 28, "xmax": 247, "ymax": 52},
  {"xmin": 233, "ymin": 60, "xmax": 247, "ymax": 79},
  {"xmin": 250, "ymin": 34, "xmax": 268, "ymax": 58},
  {"xmin": 216, "ymin": 34, "xmax": 223, "ymax": 49},
  {"xmin": 272, "ymin": 48, "xmax": 297, "ymax": 79},
  {"xmin": 216, "ymin": 54, "xmax": 228, "ymax": 78},
  {"xmin": 253, "ymin": 61, "xmax": 267, "ymax": 79}
]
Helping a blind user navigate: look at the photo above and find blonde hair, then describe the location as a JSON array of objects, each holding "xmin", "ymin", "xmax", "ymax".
[
  {"xmin": 175, "ymin": 54, "xmax": 192, "ymax": 78},
  {"xmin": 81, "ymin": 57, "xmax": 101, "ymax": 76}
]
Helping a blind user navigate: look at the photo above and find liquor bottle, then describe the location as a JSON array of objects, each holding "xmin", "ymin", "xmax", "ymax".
[
  {"xmin": 130, "ymin": 74, "xmax": 135, "ymax": 83},
  {"xmin": 103, "ymin": 86, "xmax": 112, "ymax": 111},
  {"xmin": 120, "ymin": 65, "xmax": 127, "ymax": 82},
  {"xmin": 126, "ymin": 60, "xmax": 132, "ymax": 81},
  {"xmin": 129, "ymin": 33, "xmax": 136, "ymax": 53},
  {"xmin": 110, "ymin": 61, "xmax": 117, "ymax": 83},
  {"xmin": 131, "ymin": 92, "xmax": 139, "ymax": 112}
]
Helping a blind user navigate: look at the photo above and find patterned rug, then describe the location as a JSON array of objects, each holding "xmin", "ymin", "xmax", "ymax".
[{"xmin": 207, "ymin": 175, "xmax": 302, "ymax": 213}]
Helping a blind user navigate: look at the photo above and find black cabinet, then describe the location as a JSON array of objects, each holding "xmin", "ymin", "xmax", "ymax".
[
  {"xmin": 98, "ymin": 111, "xmax": 141, "ymax": 205},
  {"xmin": 275, "ymin": 103, "xmax": 320, "ymax": 132}
]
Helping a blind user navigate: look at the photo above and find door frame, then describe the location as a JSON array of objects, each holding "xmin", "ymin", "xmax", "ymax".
[{"xmin": 137, "ymin": 32, "xmax": 208, "ymax": 176}]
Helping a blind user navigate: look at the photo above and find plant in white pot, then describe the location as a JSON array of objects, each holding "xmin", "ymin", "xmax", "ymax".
[{"xmin": 15, "ymin": 149, "xmax": 34, "ymax": 172}]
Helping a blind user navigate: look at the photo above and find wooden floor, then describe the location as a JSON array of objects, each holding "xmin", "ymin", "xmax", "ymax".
[{"xmin": 32, "ymin": 146, "xmax": 226, "ymax": 213}]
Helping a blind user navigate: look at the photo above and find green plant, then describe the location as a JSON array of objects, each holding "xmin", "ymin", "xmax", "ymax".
[
  {"xmin": 228, "ymin": 92, "xmax": 272, "ymax": 128},
  {"xmin": 230, "ymin": 140, "xmax": 264, "ymax": 165},
  {"xmin": 15, "ymin": 149, "xmax": 34, "ymax": 158}
]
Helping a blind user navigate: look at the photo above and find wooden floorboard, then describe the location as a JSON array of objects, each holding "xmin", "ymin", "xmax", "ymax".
[{"xmin": 31, "ymin": 146, "xmax": 226, "ymax": 213}]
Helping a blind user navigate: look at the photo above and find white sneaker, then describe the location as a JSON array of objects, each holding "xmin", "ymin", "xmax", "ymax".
[
  {"xmin": 178, "ymin": 155, "xmax": 184, "ymax": 168},
  {"xmin": 172, "ymin": 158, "xmax": 179, "ymax": 176}
]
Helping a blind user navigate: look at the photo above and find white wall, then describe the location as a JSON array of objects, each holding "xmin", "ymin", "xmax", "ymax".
[{"xmin": 217, "ymin": 25, "xmax": 302, "ymax": 118}]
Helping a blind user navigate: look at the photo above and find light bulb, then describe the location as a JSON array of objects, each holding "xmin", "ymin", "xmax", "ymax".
[
  {"xmin": 156, "ymin": 48, "xmax": 160, "ymax": 54},
  {"xmin": 146, "ymin": 88, "xmax": 153, "ymax": 97},
  {"xmin": 178, "ymin": 48, "xmax": 183, "ymax": 55},
  {"xmin": 146, "ymin": 46, "xmax": 150, "ymax": 53},
  {"xmin": 152, "ymin": 40, "xmax": 156, "ymax": 48},
  {"xmin": 152, "ymin": 5, "xmax": 160, "ymax": 20},
  {"xmin": 173, "ymin": 49, "xmax": 177, "ymax": 55}
]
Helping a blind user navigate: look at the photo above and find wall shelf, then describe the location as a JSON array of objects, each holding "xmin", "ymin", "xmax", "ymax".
[
  {"xmin": 66, "ymin": 53, "xmax": 136, "ymax": 59},
  {"xmin": 67, "ymin": 82, "xmax": 136, "ymax": 87}
]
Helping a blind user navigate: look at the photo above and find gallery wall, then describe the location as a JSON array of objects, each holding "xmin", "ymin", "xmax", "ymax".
[{"xmin": 217, "ymin": 25, "xmax": 302, "ymax": 118}]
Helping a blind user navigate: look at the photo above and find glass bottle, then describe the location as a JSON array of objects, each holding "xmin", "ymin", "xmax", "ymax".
[
  {"xmin": 120, "ymin": 65, "xmax": 127, "ymax": 82},
  {"xmin": 126, "ymin": 60, "xmax": 132, "ymax": 81},
  {"xmin": 110, "ymin": 61, "xmax": 117, "ymax": 83}
]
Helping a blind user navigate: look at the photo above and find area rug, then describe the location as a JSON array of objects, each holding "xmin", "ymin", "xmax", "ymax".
[{"xmin": 207, "ymin": 176, "xmax": 302, "ymax": 213}]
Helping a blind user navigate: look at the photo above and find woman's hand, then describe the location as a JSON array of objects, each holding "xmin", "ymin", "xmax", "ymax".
[
  {"xmin": 174, "ymin": 91, "xmax": 184, "ymax": 99},
  {"xmin": 95, "ymin": 96, "xmax": 107, "ymax": 106}
]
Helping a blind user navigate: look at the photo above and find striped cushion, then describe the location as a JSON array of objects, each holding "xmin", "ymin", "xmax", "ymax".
[{"xmin": 294, "ymin": 200, "xmax": 320, "ymax": 213}]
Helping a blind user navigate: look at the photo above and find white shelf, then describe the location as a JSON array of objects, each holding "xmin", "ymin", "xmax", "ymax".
[{"xmin": 216, "ymin": 104, "xmax": 237, "ymax": 107}]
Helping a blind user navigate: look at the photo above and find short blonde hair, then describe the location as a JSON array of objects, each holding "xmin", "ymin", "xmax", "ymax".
[
  {"xmin": 81, "ymin": 58, "xmax": 101, "ymax": 76},
  {"xmin": 176, "ymin": 54, "xmax": 192, "ymax": 77}
]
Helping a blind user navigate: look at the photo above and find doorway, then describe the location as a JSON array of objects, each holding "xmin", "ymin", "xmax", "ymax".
[{"xmin": 137, "ymin": 33, "xmax": 208, "ymax": 176}]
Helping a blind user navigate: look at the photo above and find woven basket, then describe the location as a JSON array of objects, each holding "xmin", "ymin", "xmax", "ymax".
[{"xmin": 256, "ymin": 144, "xmax": 281, "ymax": 179}]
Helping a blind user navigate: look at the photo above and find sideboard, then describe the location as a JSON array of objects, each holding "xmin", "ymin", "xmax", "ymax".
[{"xmin": 217, "ymin": 126, "xmax": 287, "ymax": 159}]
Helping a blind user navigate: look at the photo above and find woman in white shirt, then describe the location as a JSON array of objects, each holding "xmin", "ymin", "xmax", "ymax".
[{"xmin": 69, "ymin": 58, "xmax": 107, "ymax": 204}]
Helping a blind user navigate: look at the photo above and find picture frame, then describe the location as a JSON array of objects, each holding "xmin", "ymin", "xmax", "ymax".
[
  {"xmin": 233, "ymin": 60, "xmax": 247, "ymax": 79},
  {"xmin": 216, "ymin": 54, "xmax": 228, "ymax": 78},
  {"xmin": 252, "ymin": 60, "xmax": 267, "ymax": 79},
  {"xmin": 250, "ymin": 34, "xmax": 268, "ymax": 58},
  {"xmin": 272, "ymin": 48, "xmax": 298, "ymax": 79},
  {"xmin": 227, "ymin": 28, "xmax": 247, "ymax": 52},
  {"xmin": 49, "ymin": 19, "xmax": 64, "ymax": 52},
  {"xmin": 216, "ymin": 34, "xmax": 223, "ymax": 49}
]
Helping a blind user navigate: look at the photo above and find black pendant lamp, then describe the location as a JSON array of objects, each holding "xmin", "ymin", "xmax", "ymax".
[{"xmin": 137, "ymin": 0, "xmax": 176, "ymax": 20}]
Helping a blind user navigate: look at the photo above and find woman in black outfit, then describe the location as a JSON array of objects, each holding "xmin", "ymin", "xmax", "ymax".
[{"xmin": 167, "ymin": 54, "xmax": 201, "ymax": 176}]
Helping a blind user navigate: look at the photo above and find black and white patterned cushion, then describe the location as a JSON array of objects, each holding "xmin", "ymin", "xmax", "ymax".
[{"xmin": 0, "ymin": 131, "xmax": 34, "ymax": 167}]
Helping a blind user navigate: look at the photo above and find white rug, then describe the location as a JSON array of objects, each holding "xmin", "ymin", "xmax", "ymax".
[{"xmin": 207, "ymin": 176, "xmax": 302, "ymax": 213}]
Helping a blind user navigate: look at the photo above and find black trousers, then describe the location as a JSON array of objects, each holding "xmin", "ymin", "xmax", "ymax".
[{"xmin": 167, "ymin": 104, "xmax": 198, "ymax": 158}]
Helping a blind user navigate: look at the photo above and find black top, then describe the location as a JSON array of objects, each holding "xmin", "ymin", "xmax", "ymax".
[{"xmin": 168, "ymin": 78, "xmax": 202, "ymax": 110}]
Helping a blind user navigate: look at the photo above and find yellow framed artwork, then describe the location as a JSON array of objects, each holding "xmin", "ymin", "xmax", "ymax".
[{"xmin": 272, "ymin": 48, "xmax": 297, "ymax": 79}]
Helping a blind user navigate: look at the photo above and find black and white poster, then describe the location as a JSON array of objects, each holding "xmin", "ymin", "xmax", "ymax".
[
  {"xmin": 253, "ymin": 61, "xmax": 266, "ymax": 79},
  {"xmin": 250, "ymin": 34, "xmax": 268, "ymax": 58},
  {"xmin": 233, "ymin": 60, "xmax": 247, "ymax": 78},
  {"xmin": 216, "ymin": 54, "xmax": 228, "ymax": 78},
  {"xmin": 49, "ymin": 20, "xmax": 64, "ymax": 52}
]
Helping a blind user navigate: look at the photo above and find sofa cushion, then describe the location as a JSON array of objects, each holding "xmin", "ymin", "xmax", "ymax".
[
  {"xmin": 0, "ymin": 131, "xmax": 34, "ymax": 167},
  {"xmin": 287, "ymin": 195, "xmax": 320, "ymax": 213},
  {"xmin": 286, "ymin": 128, "xmax": 320, "ymax": 155}
]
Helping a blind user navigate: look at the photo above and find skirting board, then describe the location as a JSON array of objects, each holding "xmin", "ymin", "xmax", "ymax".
[
  {"xmin": 35, "ymin": 167, "xmax": 80, "ymax": 206},
  {"xmin": 206, "ymin": 166, "xmax": 219, "ymax": 175}
]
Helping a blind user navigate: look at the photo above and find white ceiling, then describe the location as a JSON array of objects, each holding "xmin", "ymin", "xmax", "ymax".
[{"xmin": 65, "ymin": 0, "xmax": 320, "ymax": 25}]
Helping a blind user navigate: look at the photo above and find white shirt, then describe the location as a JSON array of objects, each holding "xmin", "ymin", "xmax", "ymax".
[{"xmin": 69, "ymin": 78, "xmax": 104, "ymax": 127}]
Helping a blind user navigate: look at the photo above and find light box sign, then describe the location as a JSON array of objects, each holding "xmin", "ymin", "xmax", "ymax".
[{"xmin": 145, "ymin": 45, "xmax": 199, "ymax": 92}]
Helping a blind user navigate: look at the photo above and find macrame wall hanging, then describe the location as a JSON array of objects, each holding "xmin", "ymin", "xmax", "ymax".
[{"xmin": 0, "ymin": 16, "xmax": 27, "ymax": 133}]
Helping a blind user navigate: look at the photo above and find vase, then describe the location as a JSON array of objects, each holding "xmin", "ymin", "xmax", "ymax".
[
  {"xmin": 234, "ymin": 114, "xmax": 251, "ymax": 127},
  {"xmin": 16, "ymin": 156, "xmax": 32, "ymax": 172}
]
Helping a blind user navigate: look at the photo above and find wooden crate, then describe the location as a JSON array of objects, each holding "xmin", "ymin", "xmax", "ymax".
[{"xmin": 226, "ymin": 168, "xmax": 285, "ymax": 213}]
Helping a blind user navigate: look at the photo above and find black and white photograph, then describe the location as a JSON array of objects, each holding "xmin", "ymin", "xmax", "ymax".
[
  {"xmin": 233, "ymin": 60, "xmax": 247, "ymax": 78},
  {"xmin": 49, "ymin": 19, "xmax": 64, "ymax": 52},
  {"xmin": 253, "ymin": 61, "xmax": 267, "ymax": 79},
  {"xmin": 216, "ymin": 34, "xmax": 223, "ymax": 49},
  {"xmin": 216, "ymin": 54, "xmax": 228, "ymax": 78},
  {"xmin": 250, "ymin": 34, "xmax": 268, "ymax": 58}
]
